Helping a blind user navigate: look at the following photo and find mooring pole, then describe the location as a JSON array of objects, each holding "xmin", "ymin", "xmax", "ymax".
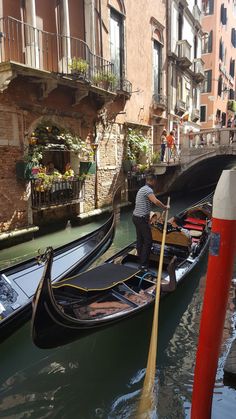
[{"xmin": 191, "ymin": 169, "xmax": 236, "ymax": 419}]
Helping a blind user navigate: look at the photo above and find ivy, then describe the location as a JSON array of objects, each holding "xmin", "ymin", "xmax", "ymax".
[{"xmin": 125, "ymin": 128, "xmax": 150, "ymax": 162}]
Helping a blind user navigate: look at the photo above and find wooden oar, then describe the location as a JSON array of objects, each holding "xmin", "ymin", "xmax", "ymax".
[{"xmin": 136, "ymin": 197, "xmax": 170, "ymax": 418}]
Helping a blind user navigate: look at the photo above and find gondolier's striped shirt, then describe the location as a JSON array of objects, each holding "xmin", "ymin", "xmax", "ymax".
[{"xmin": 133, "ymin": 185, "xmax": 153, "ymax": 218}]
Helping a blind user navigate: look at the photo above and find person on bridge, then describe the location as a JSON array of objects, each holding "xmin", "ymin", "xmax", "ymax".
[
  {"xmin": 132, "ymin": 174, "xmax": 169, "ymax": 272},
  {"xmin": 165, "ymin": 131, "xmax": 175, "ymax": 164},
  {"xmin": 160, "ymin": 129, "xmax": 167, "ymax": 162}
]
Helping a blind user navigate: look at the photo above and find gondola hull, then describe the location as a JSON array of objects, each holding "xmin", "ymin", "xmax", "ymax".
[
  {"xmin": 32, "ymin": 197, "xmax": 212, "ymax": 349},
  {"xmin": 0, "ymin": 212, "xmax": 115, "ymax": 341}
]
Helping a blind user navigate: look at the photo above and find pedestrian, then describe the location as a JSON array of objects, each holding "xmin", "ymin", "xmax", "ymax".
[
  {"xmin": 132, "ymin": 174, "xmax": 169, "ymax": 272},
  {"xmin": 189, "ymin": 129, "xmax": 194, "ymax": 148},
  {"xmin": 160, "ymin": 129, "xmax": 167, "ymax": 162},
  {"xmin": 165, "ymin": 130, "xmax": 175, "ymax": 163}
]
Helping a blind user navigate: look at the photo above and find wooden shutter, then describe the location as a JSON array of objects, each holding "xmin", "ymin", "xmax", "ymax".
[{"xmin": 208, "ymin": 31, "xmax": 213, "ymax": 53}]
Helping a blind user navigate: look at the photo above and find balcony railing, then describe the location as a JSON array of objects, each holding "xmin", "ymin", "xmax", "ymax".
[
  {"xmin": 192, "ymin": 58, "xmax": 205, "ymax": 82},
  {"xmin": 152, "ymin": 93, "xmax": 167, "ymax": 108},
  {"xmin": 0, "ymin": 16, "xmax": 116, "ymax": 92},
  {"xmin": 175, "ymin": 40, "xmax": 192, "ymax": 68},
  {"xmin": 191, "ymin": 108, "xmax": 200, "ymax": 122},
  {"xmin": 175, "ymin": 99, "xmax": 186, "ymax": 116},
  {"xmin": 116, "ymin": 78, "xmax": 132, "ymax": 95},
  {"xmin": 31, "ymin": 178, "xmax": 85, "ymax": 209}
]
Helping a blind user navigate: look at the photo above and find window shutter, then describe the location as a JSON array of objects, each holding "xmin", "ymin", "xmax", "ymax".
[
  {"xmin": 220, "ymin": 4, "xmax": 223, "ymax": 23},
  {"xmin": 207, "ymin": 70, "xmax": 212, "ymax": 92},
  {"xmin": 231, "ymin": 28, "xmax": 236, "ymax": 47},
  {"xmin": 218, "ymin": 76, "xmax": 222, "ymax": 96},
  {"xmin": 200, "ymin": 106, "xmax": 206, "ymax": 122},
  {"xmin": 208, "ymin": 31, "xmax": 213, "ymax": 52},
  {"xmin": 219, "ymin": 39, "xmax": 223, "ymax": 60},
  {"xmin": 229, "ymin": 89, "xmax": 235, "ymax": 100},
  {"xmin": 229, "ymin": 59, "xmax": 235, "ymax": 77},
  {"xmin": 209, "ymin": 0, "xmax": 214, "ymax": 14}
]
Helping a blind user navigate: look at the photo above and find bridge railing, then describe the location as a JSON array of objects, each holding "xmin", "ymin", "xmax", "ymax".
[{"xmin": 182, "ymin": 128, "xmax": 236, "ymax": 149}]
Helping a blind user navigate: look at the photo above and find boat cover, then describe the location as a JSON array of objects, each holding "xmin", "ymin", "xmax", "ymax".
[{"xmin": 52, "ymin": 264, "xmax": 140, "ymax": 292}]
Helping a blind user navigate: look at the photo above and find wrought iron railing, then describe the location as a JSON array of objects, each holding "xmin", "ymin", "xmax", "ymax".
[
  {"xmin": 31, "ymin": 178, "xmax": 85, "ymax": 209},
  {"xmin": 116, "ymin": 78, "xmax": 132, "ymax": 95},
  {"xmin": 0, "ymin": 16, "xmax": 116, "ymax": 91},
  {"xmin": 152, "ymin": 93, "xmax": 167, "ymax": 107}
]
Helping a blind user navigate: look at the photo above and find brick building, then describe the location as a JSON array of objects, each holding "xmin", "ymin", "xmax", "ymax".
[
  {"xmin": 200, "ymin": 0, "xmax": 236, "ymax": 128},
  {"xmin": 0, "ymin": 0, "xmax": 168, "ymax": 237}
]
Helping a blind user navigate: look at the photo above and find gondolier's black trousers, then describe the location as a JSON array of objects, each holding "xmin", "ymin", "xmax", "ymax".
[{"xmin": 132, "ymin": 215, "xmax": 152, "ymax": 268}]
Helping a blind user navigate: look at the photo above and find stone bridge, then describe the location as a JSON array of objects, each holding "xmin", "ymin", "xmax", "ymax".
[{"xmin": 155, "ymin": 128, "xmax": 236, "ymax": 193}]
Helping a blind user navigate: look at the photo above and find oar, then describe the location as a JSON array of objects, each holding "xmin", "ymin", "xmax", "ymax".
[{"xmin": 136, "ymin": 196, "xmax": 170, "ymax": 418}]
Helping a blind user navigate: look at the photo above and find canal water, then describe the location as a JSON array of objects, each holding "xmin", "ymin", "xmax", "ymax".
[{"xmin": 0, "ymin": 190, "xmax": 235, "ymax": 418}]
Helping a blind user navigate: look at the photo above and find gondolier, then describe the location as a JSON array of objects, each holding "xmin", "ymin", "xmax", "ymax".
[{"xmin": 132, "ymin": 174, "xmax": 169, "ymax": 271}]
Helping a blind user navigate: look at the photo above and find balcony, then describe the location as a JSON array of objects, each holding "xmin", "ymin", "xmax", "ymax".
[
  {"xmin": 31, "ymin": 178, "xmax": 85, "ymax": 210},
  {"xmin": 175, "ymin": 40, "xmax": 192, "ymax": 69},
  {"xmin": 193, "ymin": 4, "xmax": 201, "ymax": 23},
  {"xmin": 192, "ymin": 58, "xmax": 205, "ymax": 83},
  {"xmin": 175, "ymin": 99, "xmax": 186, "ymax": 116},
  {"xmin": 152, "ymin": 93, "xmax": 167, "ymax": 109},
  {"xmin": 116, "ymin": 78, "xmax": 132, "ymax": 97},
  {"xmin": 0, "ymin": 16, "xmax": 119, "ymax": 94},
  {"xmin": 191, "ymin": 108, "xmax": 200, "ymax": 122}
]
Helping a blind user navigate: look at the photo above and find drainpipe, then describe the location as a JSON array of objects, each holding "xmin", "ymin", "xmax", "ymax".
[
  {"xmin": 61, "ymin": 0, "xmax": 71, "ymax": 72},
  {"xmin": 91, "ymin": 0, "xmax": 96, "ymax": 54},
  {"xmin": 24, "ymin": 0, "xmax": 39, "ymax": 68},
  {"xmin": 98, "ymin": 0, "xmax": 103, "ymax": 57},
  {"xmin": 166, "ymin": 0, "xmax": 171, "ymax": 132}
]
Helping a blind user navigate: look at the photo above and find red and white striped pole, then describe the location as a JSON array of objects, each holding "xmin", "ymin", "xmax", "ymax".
[{"xmin": 191, "ymin": 169, "xmax": 236, "ymax": 419}]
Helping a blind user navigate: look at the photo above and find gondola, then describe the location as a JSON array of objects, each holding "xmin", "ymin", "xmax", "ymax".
[
  {"xmin": 31, "ymin": 194, "xmax": 213, "ymax": 349},
  {"xmin": 0, "ymin": 211, "xmax": 115, "ymax": 342}
]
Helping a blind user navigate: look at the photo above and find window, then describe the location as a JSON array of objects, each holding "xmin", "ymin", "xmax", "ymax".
[
  {"xmin": 231, "ymin": 28, "xmax": 236, "ymax": 47},
  {"xmin": 222, "ymin": 112, "xmax": 226, "ymax": 127},
  {"xmin": 202, "ymin": 31, "xmax": 213, "ymax": 53},
  {"xmin": 200, "ymin": 105, "xmax": 206, "ymax": 122},
  {"xmin": 202, "ymin": 70, "xmax": 212, "ymax": 93},
  {"xmin": 178, "ymin": 8, "xmax": 183, "ymax": 40},
  {"xmin": 220, "ymin": 4, "xmax": 227, "ymax": 25},
  {"xmin": 153, "ymin": 41, "xmax": 162, "ymax": 95},
  {"xmin": 202, "ymin": 0, "xmax": 214, "ymax": 15},
  {"xmin": 110, "ymin": 9, "xmax": 124, "ymax": 79},
  {"xmin": 218, "ymin": 75, "xmax": 223, "ymax": 96},
  {"xmin": 229, "ymin": 89, "xmax": 235, "ymax": 99},
  {"xmin": 230, "ymin": 59, "xmax": 235, "ymax": 77},
  {"xmin": 219, "ymin": 38, "xmax": 224, "ymax": 61}
]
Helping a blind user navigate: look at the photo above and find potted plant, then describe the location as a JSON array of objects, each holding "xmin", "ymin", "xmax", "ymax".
[
  {"xmin": 92, "ymin": 71, "xmax": 117, "ymax": 90},
  {"xmin": 69, "ymin": 57, "xmax": 89, "ymax": 79}
]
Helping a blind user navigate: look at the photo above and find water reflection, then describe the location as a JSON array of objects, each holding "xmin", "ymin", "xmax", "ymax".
[{"xmin": 0, "ymin": 190, "xmax": 235, "ymax": 418}]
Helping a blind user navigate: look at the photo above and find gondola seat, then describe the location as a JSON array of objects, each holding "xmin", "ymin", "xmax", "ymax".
[{"xmin": 185, "ymin": 217, "xmax": 207, "ymax": 226}]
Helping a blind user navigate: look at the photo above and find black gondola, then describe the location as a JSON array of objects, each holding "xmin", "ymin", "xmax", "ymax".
[
  {"xmin": 32, "ymin": 195, "xmax": 213, "ymax": 349},
  {"xmin": 0, "ymin": 212, "xmax": 115, "ymax": 342}
]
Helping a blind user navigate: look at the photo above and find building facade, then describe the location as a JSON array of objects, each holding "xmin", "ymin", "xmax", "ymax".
[
  {"xmin": 200, "ymin": 0, "xmax": 236, "ymax": 129},
  {"xmin": 167, "ymin": 0, "xmax": 204, "ymax": 143},
  {"xmin": 0, "ymin": 0, "xmax": 168, "ymax": 235}
]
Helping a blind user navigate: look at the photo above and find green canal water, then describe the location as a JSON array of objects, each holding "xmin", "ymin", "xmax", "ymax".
[{"xmin": 0, "ymin": 191, "xmax": 235, "ymax": 418}]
